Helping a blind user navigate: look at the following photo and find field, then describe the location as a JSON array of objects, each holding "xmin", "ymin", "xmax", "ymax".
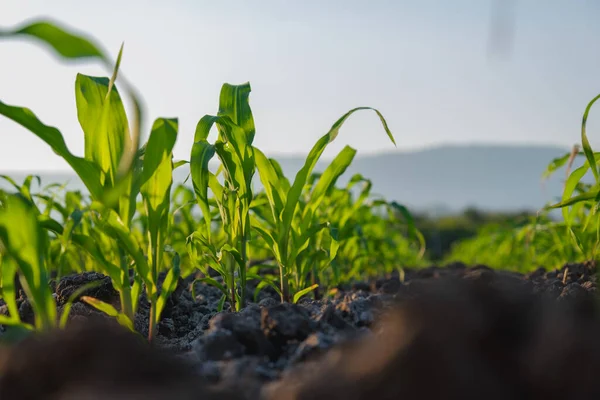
[{"xmin": 1, "ymin": 18, "xmax": 600, "ymax": 399}]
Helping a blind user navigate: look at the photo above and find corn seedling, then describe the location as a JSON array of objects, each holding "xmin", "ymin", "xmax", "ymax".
[{"xmin": 0, "ymin": 20, "xmax": 180, "ymax": 340}]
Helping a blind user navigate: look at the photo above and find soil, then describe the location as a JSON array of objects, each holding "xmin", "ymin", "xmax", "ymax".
[{"xmin": 1, "ymin": 261, "xmax": 600, "ymax": 399}]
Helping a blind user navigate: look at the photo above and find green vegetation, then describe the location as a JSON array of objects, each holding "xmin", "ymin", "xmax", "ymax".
[
  {"xmin": 442, "ymin": 212, "xmax": 576, "ymax": 272},
  {"xmin": 0, "ymin": 19, "xmax": 425, "ymax": 339},
  {"xmin": 415, "ymin": 208, "xmax": 535, "ymax": 262},
  {"xmin": 2, "ymin": 16, "xmax": 600, "ymax": 342},
  {"xmin": 442, "ymin": 132, "xmax": 599, "ymax": 272},
  {"xmin": 412, "ymin": 99, "xmax": 600, "ymax": 273}
]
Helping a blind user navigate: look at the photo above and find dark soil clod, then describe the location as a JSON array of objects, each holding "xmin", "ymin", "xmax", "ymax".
[{"xmin": 55, "ymin": 271, "xmax": 117, "ymax": 306}]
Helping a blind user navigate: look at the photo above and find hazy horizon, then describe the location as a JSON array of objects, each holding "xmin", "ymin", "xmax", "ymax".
[
  {"xmin": 0, "ymin": 144, "xmax": 573, "ymax": 214},
  {"xmin": 0, "ymin": 142, "xmax": 571, "ymax": 174}
]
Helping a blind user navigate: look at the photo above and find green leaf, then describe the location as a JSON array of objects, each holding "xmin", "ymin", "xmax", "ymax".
[
  {"xmin": 306, "ymin": 145, "xmax": 356, "ymax": 213},
  {"xmin": 0, "ymin": 101, "xmax": 103, "ymax": 199},
  {"xmin": 220, "ymin": 244, "xmax": 245, "ymax": 270},
  {"xmin": 549, "ymin": 190, "xmax": 600, "ymax": 209},
  {"xmin": 269, "ymin": 158, "xmax": 291, "ymax": 191},
  {"xmin": 0, "ymin": 175, "xmax": 23, "ymax": 193},
  {"xmin": 156, "ymin": 253, "xmax": 181, "ymax": 319},
  {"xmin": 194, "ymin": 115, "xmax": 218, "ymax": 142},
  {"xmin": 70, "ymin": 233, "xmax": 123, "ymax": 287},
  {"xmin": 0, "ymin": 20, "xmax": 106, "ymax": 60},
  {"xmin": 254, "ymin": 147, "xmax": 287, "ymax": 222},
  {"xmin": 213, "ymin": 84, "xmax": 257, "ymax": 241},
  {"xmin": 581, "ymin": 94, "xmax": 600, "ymax": 183},
  {"xmin": 90, "ymin": 202, "xmax": 151, "ymax": 286},
  {"xmin": 59, "ymin": 281, "xmax": 103, "ymax": 328},
  {"xmin": 247, "ymin": 272, "xmax": 282, "ymax": 297},
  {"xmin": 217, "ymin": 294, "xmax": 227, "ymax": 312},
  {"xmin": 293, "ymin": 284, "xmax": 319, "ymax": 304},
  {"xmin": 559, "ymin": 164, "xmax": 591, "ymax": 224},
  {"xmin": 80, "ymin": 296, "xmax": 134, "ymax": 331},
  {"xmin": 0, "ymin": 315, "xmax": 34, "ymax": 331},
  {"xmin": 0, "ymin": 175, "xmax": 40, "ymax": 203},
  {"xmin": 251, "ymin": 223, "xmax": 282, "ymax": 262},
  {"xmin": 190, "ymin": 139, "xmax": 216, "ymax": 240},
  {"xmin": 329, "ymin": 224, "xmax": 340, "ymax": 262},
  {"xmin": 542, "ymin": 149, "xmax": 580, "ymax": 180},
  {"xmin": 141, "ymin": 118, "xmax": 178, "ymax": 285},
  {"xmin": 38, "ymin": 215, "xmax": 64, "ymax": 235},
  {"xmin": 140, "ymin": 118, "xmax": 178, "ymax": 187},
  {"xmin": 568, "ymin": 228, "xmax": 586, "ymax": 255},
  {"xmin": 174, "ymin": 160, "xmax": 188, "ymax": 169},
  {"xmin": 0, "ymin": 195, "xmax": 56, "ymax": 330},
  {"xmin": 218, "ymin": 83, "xmax": 256, "ymax": 145},
  {"xmin": 0, "ymin": 258, "xmax": 22, "ymax": 326},
  {"xmin": 328, "ymin": 107, "xmax": 396, "ymax": 145},
  {"xmin": 544, "ymin": 154, "xmax": 570, "ymax": 179},
  {"xmin": 289, "ymin": 222, "xmax": 330, "ymax": 264},
  {"xmin": 202, "ymin": 276, "xmax": 226, "ymax": 296},
  {"xmin": 131, "ymin": 275, "xmax": 143, "ymax": 315},
  {"xmin": 390, "ymin": 202, "xmax": 427, "ymax": 258},
  {"xmin": 75, "ymin": 73, "xmax": 130, "ymax": 188},
  {"xmin": 280, "ymin": 107, "xmax": 396, "ymax": 260}
]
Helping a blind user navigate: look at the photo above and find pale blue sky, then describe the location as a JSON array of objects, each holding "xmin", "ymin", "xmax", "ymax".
[{"xmin": 1, "ymin": 0, "xmax": 600, "ymax": 171}]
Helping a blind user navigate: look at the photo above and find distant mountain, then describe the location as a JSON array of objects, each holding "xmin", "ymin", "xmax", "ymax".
[
  {"xmin": 238, "ymin": 144, "xmax": 574, "ymax": 213},
  {"xmin": 307, "ymin": 144, "xmax": 573, "ymax": 213},
  {"xmin": 1, "ymin": 144, "xmax": 577, "ymax": 214}
]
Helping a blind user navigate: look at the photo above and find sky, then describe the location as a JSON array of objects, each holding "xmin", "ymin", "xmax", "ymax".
[{"xmin": 1, "ymin": 0, "xmax": 600, "ymax": 171}]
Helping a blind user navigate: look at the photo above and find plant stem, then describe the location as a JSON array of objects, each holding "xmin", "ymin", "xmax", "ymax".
[
  {"xmin": 239, "ymin": 230, "xmax": 247, "ymax": 309},
  {"xmin": 119, "ymin": 288, "xmax": 134, "ymax": 321},
  {"xmin": 230, "ymin": 278, "xmax": 237, "ymax": 312},
  {"xmin": 230, "ymin": 252, "xmax": 237, "ymax": 311},
  {"xmin": 148, "ymin": 296, "xmax": 157, "ymax": 342},
  {"xmin": 279, "ymin": 263, "xmax": 290, "ymax": 303},
  {"xmin": 311, "ymin": 264, "xmax": 320, "ymax": 300},
  {"xmin": 119, "ymin": 249, "xmax": 134, "ymax": 321}
]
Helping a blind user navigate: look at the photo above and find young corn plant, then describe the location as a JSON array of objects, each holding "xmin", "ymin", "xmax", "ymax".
[
  {"xmin": 188, "ymin": 82, "xmax": 398, "ymax": 305},
  {"xmin": 139, "ymin": 118, "xmax": 180, "ymax": 340},
  {"xmin": 189, "ymin": 83, "xmax": 256, "ymax": 311},
  {"xmin": 253, "ymin": 108, "xmax": 397, "ymax": 303},
  {"xmin": 325, "ymin": 188, "xmax": 426, "ymax": 287},
  {"xmin": 170, "ymin": 185, "xmax": 198, "ymax": 270},
  {"xmin": 0, "ymin": 22, "xmax": 140, "ymax": 323},
  {"xmin": 547, "ymin": 93, "xmax": 600, "ymax": 262},
  {"xmin": 0, "ymin": 175, "xmax": 92, "ymax": 279},
  {"xmin": 0, "ymin": 194, "xmax": 56, "ymax": 331},
  {"xmin": 0, "ymin": 21, "xmax": 143, "ymax": 208},
  {"xmin": 0, "ymin": 193, "xmax": 105, "ymax": 334},
  {"xmin": 0, "ymin": 20, "xmax": 180, "ymax": 340}
]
